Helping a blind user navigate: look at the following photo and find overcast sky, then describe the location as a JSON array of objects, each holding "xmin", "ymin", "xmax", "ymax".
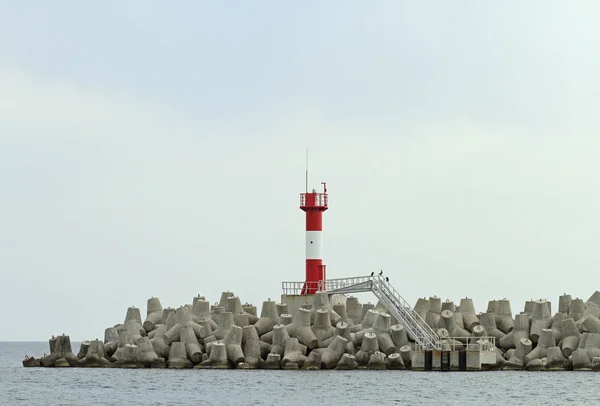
[{"xmin": 2, "ymin": 1, "xmax": 600, "ymax": 341}]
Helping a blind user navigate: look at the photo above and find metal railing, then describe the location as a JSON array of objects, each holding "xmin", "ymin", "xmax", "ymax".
[
  {"xmin": 325, "ymin": 275, "xmax": 372, "ymax": 291},
  {"xmin": 369, "ymin": 275, "xmax": 441, "ymax": 350},
  {"xmin": 299, "ymin": 192, "xmax": 328, "ymax": 208},
  {"xmin": 281, "ymin": 280, "xmax": 326, "ymax": 295},
  {"xmin": 281, "ymin": 274, "xmax": 441, "ymax": 350},
  {"xmin": 416, "ymin": 336, "xmax": 496, "ymax": 352}
]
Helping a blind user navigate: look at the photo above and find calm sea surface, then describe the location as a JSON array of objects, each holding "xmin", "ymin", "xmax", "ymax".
[{"xmin": 1, "ymin": 341, "xmax": 598, "ymax": 405}]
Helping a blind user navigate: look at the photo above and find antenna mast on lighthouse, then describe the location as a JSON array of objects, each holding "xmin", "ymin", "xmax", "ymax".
[{"xmin": 299, "ymin": 153, "xmax": 328, "ymax": 295}]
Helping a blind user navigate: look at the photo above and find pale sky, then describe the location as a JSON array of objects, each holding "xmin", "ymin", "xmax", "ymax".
[{"xmin": 2, "ymin": 1, "xmax": 600, "ymax": 341}]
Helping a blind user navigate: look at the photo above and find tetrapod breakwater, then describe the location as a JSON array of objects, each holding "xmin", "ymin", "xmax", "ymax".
[{"xmin": 22, "ymin": 288, "xmax": 600, "ymax": 371}]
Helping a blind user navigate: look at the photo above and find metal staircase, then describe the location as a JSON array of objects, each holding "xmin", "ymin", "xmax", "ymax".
[{"xmin": 282, "ymin": 275, "xmax": 441, "ymax": 350}]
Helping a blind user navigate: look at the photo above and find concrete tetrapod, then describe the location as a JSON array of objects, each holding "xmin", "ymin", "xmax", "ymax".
[
  {"xmin": 302, "ymin": 351, "xmax": 322, "ymax": 370},
  {"xmin": 363, "ymin": 303, "xmax": 375, "ymax": 313},
  {"xmin": 276, "ymin": 303, "xmax": 288, "ymax": 316},
  {"xmin": 479, "ymin": 312, "xmax": 505, "ymax": 342},
  {"xmin": 319, "ymin": 321, "xmax": 355, "ymax": 353},
  {"xmin": 441, "ymin": 309, "xmax": 470, "ymax": 342},
  {"xmin": 149, "ymin": 324, "xmax": 169, "ymax": 358},
  {"xmin": 568, "ymin": 298, "xmax": 586, "ymax": 322},
  {"xmin": 114, "ymin": 343, "xmax": 141, "ymax": 368},
  {"xmin": 162, "ymin": 307, "xmax": 203, "ymax": 345},
  {"xmin": 281, "ymin": 337, "xmax": 307, "ymax": 368},
  {"xmin": 340, "ymin": 322, "xmax": 357, "ymax": 354},
  {"xmin": 122, "ymin": 307, "xmax": 145, "ymax": 343},
  {"xmin": 212, "ymin": 311, "xmax": 235, "ymax": 341},
  {"xmin": 311, "ymin": 291, "xmax": 342, "ymax": 326},
  {"xmin": 571, "ymin": 348, "xmax": 593, "ymax": 370},
  {"xmin": 285, "ymin": 307, "xmax": 319, "ymax": 349},
  {"xmin": 582, "ymin": 314, "xmax": 600, "ymax": 334},
  {"xmin": 367, "ymin": 351, "xmax": 387, "ymax": 370},
  {"xmin": 545, "ymin": 346, "xmax": 568, "ymax": 371},
  {"xmin": 530, "ymin": 300, "xmax": 552, "ymax": 343},
  {"xmin": 314, "ymin": 335, "xmax": 348, "ymax": 369},
  {"xmin": 560, "ymin": 318, "xmax": 581, "ymax": 357},
  {"xmin": 352, "ymin": 309, "xmax": 380, "ymax": 341},
  {"xmin": 210, "ymin": 304, "xmax": 225, "ymax": 323},
  {"xmin": 524, "ymin": 328, "xmax": 555, "ymax": 364},
  {"xmin": 226, "ymin": 296, "xmax": 259, "ymax": 325},
  {"xmin": 558, "ymin": 294, "xmax": 572, "ymax": 314},
  {"xmin": 333, "ymin": 303, "xmax": 352, "ymax": 326},
  {"xmin": 104, "ymin": 327, "xmax": 119, "ymax": 358},
  {"xmin": 161, "ymin": 308, "xmax": 175, "ymax": 325},
  {"xmin": 581, "ymin": 333, "xmax": 600, "ymax": 359},
  {"xmin": 493, "ymin": 299, "xmax": 514, "ymax": 334},
  {"xmin": 504, "ymin": 337, "xmax": 532, "ymax": 370},
  {"xmin": 437, "ymin": 328, "xmax": 464, "ymax": 351},
  {"xmin": 390, "ymin": 324, "xmax": 411, "ymax": 351},
  {"xmin": 469, "ymin": 325, "xmax": 487, "ymax": 345},
  {"xmin": 143, "ymin": 297, "xmax": 163, "ymax": 332},
  {"xmin": 371, "ymin": 313, "xmax": 396, "ymax": 355},
  {"xmin": 386, "ymin": 353, "xmax": 405, "ymax": 370},
  {"xmin": 425, "ymin": 296, "xmax": 442, "ymax": 330},
  {"xmin": 549, "ymin": 312, "xmax": 567, "ymax": 342},
  {"xmin": 234, "ymin": 314, "xmax": 250, "ymax": 328},
  {"xmin": 350, "ymin": 309, "xmax": 379, "ymax": 336},
  {"xmin": 192, "ymin": 299, "xmax": 218, "ymax": 331},
  {"xmin": 241, "ymin": 326, "xmax": 266, "ymax": 369},
  {"xmin": 167, "ymin": 342, "xmax": 193, "ymax": 369},
  {"xmin": 346, "ymin": 297, "xmax": 364, "ymax": 325},
  {"xmin": 414, "ymin": 298, "xmax": 430, "ymax": 321},
  {"xmin": 336, "ymin": 353, "xmax": 358, "ymax": 370},
  {"xmin": 110, "ymin": 330, "xmax": 135, "ymax": 362},
  {"xmin": 586, "ymin": 291, "xmax": 600, "ymax": 308},
  {"xmin": 401, "ymin": 345, "xmax": 413, "ymax": 369},
  {"xmin": 458, "ymin": 298, "xmax": 479, "ymax": 332},
  {"xmin": 441, "ymin": 300, "xmax": 456, "ymax": 313},
  {"xmin": 355, "ymin": 331, "xmax": 379, "ymax": 366},
  {"xmin": 265, "ymin": 353, "xmax": 281, "ymax": 369},
  {"xmin": 181, "ymin": 326, "xmax": 203, "ymax": 364},
  {"xmin": 338, "ymin": 321, "xmax": 356, "ymax": 354},
  {"xmin": 224, "ymin": 325, "xmax": 245, "ymax": 365},
  {"xmin": 312, "ymin": 308, "xmax": 336, "ymax": 343},
  {"xmin": 243, "ymin": 303, "xmax": 257, "ymax": 317},
  {"xmin": 525, "ymin": 358, "xmax": 547, "ymax": 371},
  {"xmin": 506, "ymin": 313, "xmax": 530, "ymax": 350},
  {"xmin": 77, "ymin": 341, "xmax": 90, "ymax": 359},
  {"xmin": 584, "ymin": 306, "xmax": 600, "ymax": 319},
  {"xmin": 135, "ymin": 337, "xmax": 159, "ymax": 367},
  {"xmin": 270, "ymin": 324, "xmax": 290, "ymax": 357},
  {"xmin": 81, "ymin": 340, "xmax": 111, "ymax": 367},
  {"xmin": 279, "ymin": 314, "xmax": 293, "ymax": 326},
  {"xmin": 197, "ymin": 342, "xmax": 229, "ymax": 369},
  {"xmin": 254, "ymin": 300, "xmax": 279, "ymax": 335},
  {"xmin": 241, "ymin": 325, "xmax": 270, "ymax": 359},
  {"xmin": 218, "ymin": 291, "xmax": 235, "ymax": 308}
]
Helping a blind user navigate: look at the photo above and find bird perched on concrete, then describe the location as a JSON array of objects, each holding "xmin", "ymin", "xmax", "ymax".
[
  {"xmin": 370, "ymin": 271, "xmax": 374, "ymax": 276},
  {"xmin": 379, "ymin": 270, "xmax": 383, "ymax": 275},
  {"xmin": 386, "ymin": 277, "xmax": 389, "ymax": 282}
]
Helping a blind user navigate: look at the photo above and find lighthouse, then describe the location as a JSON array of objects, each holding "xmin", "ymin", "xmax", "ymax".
[{"xmin": 300, "ymin": 181, "xmax": 328, "ymax": 295}]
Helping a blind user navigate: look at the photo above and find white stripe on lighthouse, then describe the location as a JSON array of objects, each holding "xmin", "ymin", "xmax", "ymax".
[{"xmin": 306, "ymin": 231, "xmax": 323, "ymax": 260}]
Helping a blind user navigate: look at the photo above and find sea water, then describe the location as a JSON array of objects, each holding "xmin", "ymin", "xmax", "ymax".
[{"xmin": 1, "ymin": 342, "xmax": 597, "ymax": 405}]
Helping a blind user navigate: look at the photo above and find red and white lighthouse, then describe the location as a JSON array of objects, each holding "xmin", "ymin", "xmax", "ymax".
[{"xmin": 300, "ymin": 181, "xmax": 328, "ymax": 295}]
